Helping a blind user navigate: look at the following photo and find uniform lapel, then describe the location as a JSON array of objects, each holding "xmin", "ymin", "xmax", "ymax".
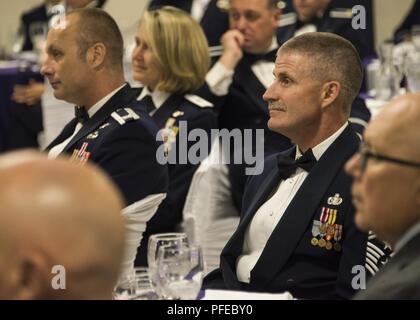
[
  {"xmin": 44, "ymin": 118, "xmax": 78, "ymax": 151},
  {"xmin": 234, "ymin": 59, "xmax": 270, "ymax": 114},
  {"xmin": 249, "ymin": 125, "xmax": 359, "ymax": 290},
  {"xmin": 62, "ymin": 83, "xmax": 135, "ymax": 153},
  {"xmin": 224, "ymin": 148, "xmax": 295, "ymax": 260},
  {"xmin": 151, "ymin": 94, "xmax": 183, "ymax": 128}
]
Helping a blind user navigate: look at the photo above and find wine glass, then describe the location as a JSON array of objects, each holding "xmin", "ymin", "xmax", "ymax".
[
  {"xmin": 404, "ymin": 52, "xmax": 420, "ymax": 92},
  {"xmin": 113, "ymin": 271, "xmax": 136, "ymax": 300},
  {"xmin": 147, "ymin": 233, "xmax": 189, "ymax": 292},
  {"xmin": 156, "ymin": 245, "xmax": 204, "ymax": 300},
  {"xmin": 130, "ymin": 267, "xmax": 158, "ymax": 300}
]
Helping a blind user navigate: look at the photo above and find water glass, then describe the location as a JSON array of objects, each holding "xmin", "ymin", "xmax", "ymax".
[{"xmin": 156, "ymin": 245, "xmax": 204, "ymax": 300}]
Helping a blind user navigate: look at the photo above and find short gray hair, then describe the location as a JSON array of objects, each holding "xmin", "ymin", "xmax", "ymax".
[{"xmin": 279, "ymin": 32, "xmax": 363, "ymax": 115}]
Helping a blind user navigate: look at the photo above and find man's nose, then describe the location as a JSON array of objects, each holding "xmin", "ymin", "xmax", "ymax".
[
  {"xmin": 40, "ymin": 59, "xmax": 52, "ymax": 76},
  {"xmin": 236, "ymin": 15, "xmax": 247, "ymax": 31}
]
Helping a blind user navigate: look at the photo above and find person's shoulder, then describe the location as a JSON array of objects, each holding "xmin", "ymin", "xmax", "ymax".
[
  {"xmin": 99, "ymin": 106, "xmax": 160, "ymax": 139},
  {"xmin": 278, "ymin": 12, "xmax": 298, "ymax": 28},
  {"xmin": 327, "ymin": 7, "xmax": 354, "ymax": 20},
  {"xmin": 181, "ymin": 94, "xmax": 214, "ymax": 113}
]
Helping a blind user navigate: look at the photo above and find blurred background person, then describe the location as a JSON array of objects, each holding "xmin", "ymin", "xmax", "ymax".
[
  {"xmin": 198, "ymin": 0, "xmax": 293, "ymax": 213},
  {"xmin": 346, "ymin": 93, "xmax": 420, "ymax": 300},
  {"xmin": 131, "ymin": 6, "xmax": 217, "ymax": 266},
  {"xmin": 277, "ymin": 0, "xmax": 374, "ymax": 61},
  {"xmin": 0, "ymin": 150, "xmax": 125, "ymax": 299},
  {"xmin": 148, "ymin": 0, "xmax": 229, "ymax": 48}
]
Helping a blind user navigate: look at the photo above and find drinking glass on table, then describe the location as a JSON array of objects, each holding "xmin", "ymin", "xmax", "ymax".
[
  {"xmin": 156, "ymin": 245, "xmax": 204, "ymax": 300},
  {"xmin": 147, "ymin": 233, "xmax": 189, "ymax": 293}
]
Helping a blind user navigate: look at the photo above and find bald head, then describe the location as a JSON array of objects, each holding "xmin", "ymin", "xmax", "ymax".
[
  {"xmin": 346, "ymin": 93, "xmax": 420, "ymax": 247},
  {"xmin": 366, "ymin": 93, "xmax": 420, "ymax": 163},
  {"xmin": 0, "ymin": 151, "xmax": 125, "ymax": 299}
]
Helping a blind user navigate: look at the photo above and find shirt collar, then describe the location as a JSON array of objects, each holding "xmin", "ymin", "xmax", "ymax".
[
  {"xmin": 267, "ymin": 36, "xmax": 279, "ymax": 53},
  {"xmin": 296, "ymin": 122, "xmax": 348, "ymax": 160},
  {"xmin": 394, "ymin": 222, "xmax": 420, "ymax": 253},
  {"xmin": 137, "ymin": 86, "xmax": 171, "ymax": 110},
  {"xmin": 86, "ymin": 83, "xmax": 126, "ymax": 118}
]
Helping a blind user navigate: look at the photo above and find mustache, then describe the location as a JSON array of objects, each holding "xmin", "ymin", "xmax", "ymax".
[{"xmin": 268, "ymin": 100, "xmax": 286, "ymax": 110}]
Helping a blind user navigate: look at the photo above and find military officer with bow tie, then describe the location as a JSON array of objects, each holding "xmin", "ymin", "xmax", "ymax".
[
  {"xmin": 203, "ymin": 32, "xmax": 392, "ymax": 300},
  {"xmin": 42, "ymin": 8, "xmax": 168, "ymax": 206}
]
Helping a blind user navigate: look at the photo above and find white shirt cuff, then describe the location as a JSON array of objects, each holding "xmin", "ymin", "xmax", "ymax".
[{"xmin": 205, "ymin": 61, "xmax": 235, "ymax": 96}]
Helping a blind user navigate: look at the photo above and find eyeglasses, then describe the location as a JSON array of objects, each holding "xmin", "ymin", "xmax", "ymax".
[{"xmin": 358, "ymin": 143, "xmax": 420, "ymax": 172}]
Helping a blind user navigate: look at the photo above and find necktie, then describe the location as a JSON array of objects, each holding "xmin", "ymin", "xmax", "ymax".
[
  {"xmin": 140, "ymin": 95, "xmax": 156, "ymax": 114},
  {"xmin": 242, "ymin": 49, "xmax": 277, "ymax": 65},
  {"xmin": 277, "ymin": 148, "xmax": 317, "ymax": 180},
  {"xmin": 75, "ymin": 106, "xmax": 89, "ymax": 124}
]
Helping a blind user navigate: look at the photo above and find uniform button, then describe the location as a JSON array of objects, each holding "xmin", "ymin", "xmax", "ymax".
[
  {"xmin": 255, "ymin": 118, "xmax": 262, "ymax": 124},
  {"xmin": 286, "ymin": 278, "xmax": 294, "ymax": 284}
]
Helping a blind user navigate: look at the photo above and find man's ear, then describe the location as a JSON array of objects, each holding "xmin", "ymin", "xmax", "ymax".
[
  {"xmin": 86, "ymin": 43, "xmax": 107, "ymax": 69},
  {"xmin": 273, "ymin": 8, "xmax": 282, "ymax": 26},
  {"xmin": 320, "ymin": 81, "xmax": 340, "ymax": 109},
  {"xmin": 14, "ymin": 253, "xmax": 51, "ymax": 300}
]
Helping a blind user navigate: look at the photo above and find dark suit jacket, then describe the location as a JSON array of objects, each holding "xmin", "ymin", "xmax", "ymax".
[
  {"xmin": 46, "ymin": 84, "xmax": 169, "ymax": 206},
  {"xmin": 132, "ymin": 88, "xmax": 217, "ymax": 266},
  {"xmin": 277, "ymin": 2, "xmax": 374, "ymax": 60},
  {"xmin": 148, "ymin": 0, "xmax": 192, "ymax": 12},
  {"xmin": 354, "ymin": 232, "xmax": 420, "ymax": 300},
  {"xmin": 204, "ymin": 125, "xmax": 374, "ymax": 299}
]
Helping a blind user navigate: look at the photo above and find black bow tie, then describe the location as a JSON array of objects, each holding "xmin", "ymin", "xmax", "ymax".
[
  {"xmin": 75, "ymin": 106, "xmax": 89, "ymax": 124},
  {"xmin": 242, "ymin": 49, "xmax": 277, "ymax": 65},
  {"xmin": 277, "ymin": 148, "xmax": 317, "ymax": 180},
  {"xmin": 139, "ymin": 95, "xmax": 156, "ymax": 114}
]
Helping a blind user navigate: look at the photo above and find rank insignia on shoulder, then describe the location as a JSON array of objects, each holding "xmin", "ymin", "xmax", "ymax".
[
  {"xmin": 278, "ymin": 12, "xmax": 297, "ymax": 27},
  {"xmin": 99, "ymin": 122, "xmax": 110, "ymax": 130},
  {"xmin": 70, "ymin": 142, "xmax": 91, "ymax": 165},
  {"xmin": 185, "ymin": 94, "xmax": 213, "ymax": 108},
  {"xmin": 111, "ymin": 108, "xmax": 140, "ymax": 125},
  {"xmin": 216, "ymin": 0, "xmax": 229, "ymax": 10},
  {"xmin": 86, "ymin": 131, "xmax": 99, "ymax": 140},
  {"xmin": 330, "ymin": 9, "xmax": 353, "ymax": 19},
  {"xmin": 172, "ymin": 111, "xmax": 185, "ymax": 118},
  {"xmin": 327, "ymin": 194, "xmax": 343, "ymax": 206}
]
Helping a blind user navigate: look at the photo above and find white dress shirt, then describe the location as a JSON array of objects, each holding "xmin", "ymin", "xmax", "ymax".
[
  {"xmin": 48, "ymin": 84, "xmax": 126, "ymax": 159},
  {"xmin": 136, "ymin": 86, "xmax": 171, "ymax": 116},
  {"xmin": 236, "ymin": 122, "xmax": 348, "ymax": 283},
  {"xmin": 205, "ymin": 37, "xmax": 278, "ymax": 96},
  {"xmin": 191, "ymin": 0, "xmax": 212, "ymax": 22}
]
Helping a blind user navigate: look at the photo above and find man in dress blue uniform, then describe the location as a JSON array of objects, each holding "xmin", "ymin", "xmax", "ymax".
[
  {"xmin": 198, "ymin": 0, "xmax": 292, "ymax": 211},
  {"xmin": 203, "ymin": 32, "xmax": 391, "ymax": 300},
  {"xmin": 42, "ymin": 8, "xmax": 168, "ymax": 206},
  {"xmin": 148, "ymin": 0, "xmax": 229, "ymax": 48},
  {"xmin": 277, "ymin": 0, "xmax": 374, "ymax": 61}
]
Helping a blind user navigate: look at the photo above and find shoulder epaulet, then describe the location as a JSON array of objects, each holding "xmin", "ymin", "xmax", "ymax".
[
  {"xmin": 209, "ymin": 45, "xmax": 224, "ymax": 58},
  {"xmin": 278, "ymin": 12, "xmax": 297, "ymax": 27},
  {"xmin": 329, "ymin": 8, "xmax": 353, "ymax": 19},
  {"xmin": 111, "ymin": 107, "xmax": 140, "ymax": 125},
  {"xmin": 216, "ymin": 0, "xmax": 229, "ymax": 10},
  {"xmin": 184, "ymin": 94, "xmax": 214, "ymax": 108}
]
